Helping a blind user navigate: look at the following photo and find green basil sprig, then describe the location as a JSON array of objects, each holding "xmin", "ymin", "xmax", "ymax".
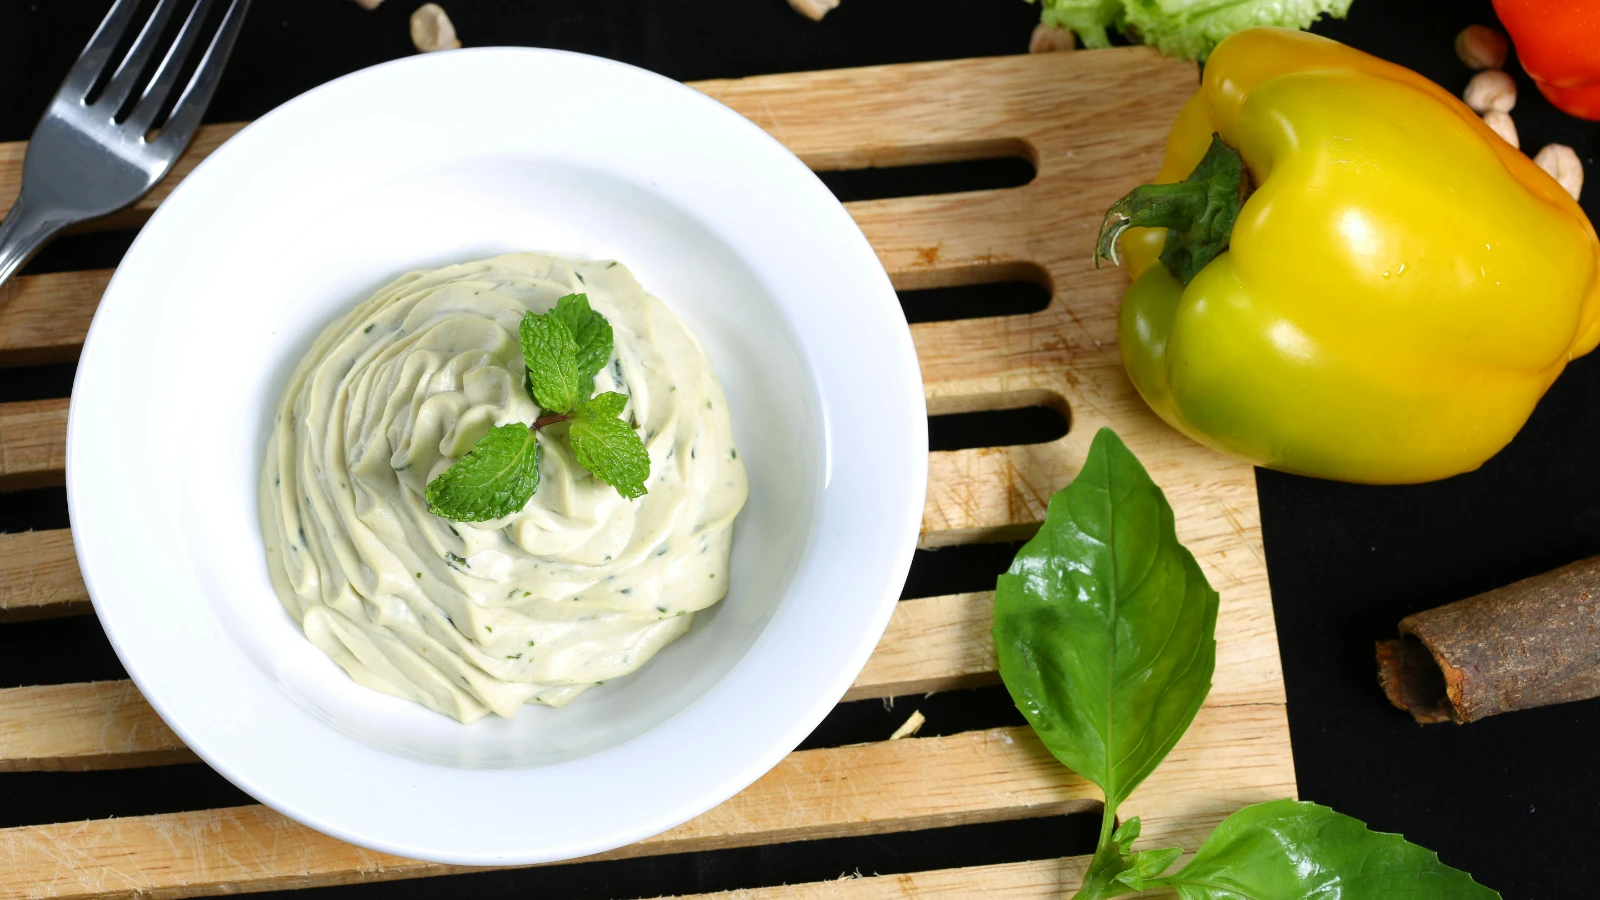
[
  {"xmin": 424, "ymin": 293, "xmax": 648, "ymax": 522},
  {"xmin": 994, "ymin": 428, "xmax": 1499, "ymax": 900}
]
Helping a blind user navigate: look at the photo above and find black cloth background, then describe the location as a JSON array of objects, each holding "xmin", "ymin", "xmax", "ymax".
[{"xmin": 0, "ymin": 1, "xmax": 1596, "ymax": 897}]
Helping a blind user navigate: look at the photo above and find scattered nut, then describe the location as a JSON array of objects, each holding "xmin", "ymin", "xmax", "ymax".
[
  {"xmin": 787, "ymin": 0, "xmax": 839, "ymax": 21},
  {"xmin": 1482, "ymin": 110, "xmax": 1519, "ymax": 149},
  {"xmin": 1029, "ymin": 23, "xmax": 1076, "ymax": 53},
  {"xmin": 1464, "ymin": 69, "xmax": 1516, "ymax": 114},
  {"xmin": 1454, "ymin": 25, "xmax": 1508, "ymax": 71},
  {"xmin": 410, "ymin": 3, "xmax": 459, "ymax": 53},
  {"xmin": 889, "ymin": 709, "xmax": 926, "ymax": 741},
  {"xmin": 1534, "ymin": 144, "xmax": 1584, "ymax": 201},
  {"xmin": 351, "ymin": 0, "xmax": 385, "ymax": 9}
]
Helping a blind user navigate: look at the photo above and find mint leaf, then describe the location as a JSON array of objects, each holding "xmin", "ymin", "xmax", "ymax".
[
  {"xmin": 520, "ymin": 312, "xmax": 581, "ymax": 414},
  {"xmin": 425, "ymin": 423, "xmax": 540, "ymax": 522},
  {"xmin": 568, "ymin": 392, "xmax": 649, "ymax": 499},
  {"xmin": 1164, "ymin": 800, "xmax": 1499, "ymax": 899},
  {"xmin": 582, "ymin": 390, "xmax": 629, "ymax": 420},
  {"xmin": 548, "ymin": 293, "xmax": 613, "ymax": 395},
  {"xmin": 993, "ymin": 427, "xmax": 1219, "ymax": 815}
]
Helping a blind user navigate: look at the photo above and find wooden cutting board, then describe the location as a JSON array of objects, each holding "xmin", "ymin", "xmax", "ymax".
[{"xmin": 0, "ymin": 47, "xmax": 1293, "ymax": 899}]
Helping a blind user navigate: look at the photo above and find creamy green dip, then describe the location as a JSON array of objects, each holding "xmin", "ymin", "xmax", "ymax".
[{"xmin": 261, "ymin": 254, "xmax": 748, "ymax": 722}]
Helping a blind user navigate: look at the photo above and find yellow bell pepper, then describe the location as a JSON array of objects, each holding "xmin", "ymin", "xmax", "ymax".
[{"xmin": 1100, "ymin": 27, "xmax": 1600, "ymax": 484}]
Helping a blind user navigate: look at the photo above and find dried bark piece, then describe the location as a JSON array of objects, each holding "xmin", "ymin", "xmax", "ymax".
[
  {"xmin": 1377, "ymin": 555, "xmax": 1600, "ymax": 724},
  {"xmin": 787, "ymin": 0, "xmax": 839, "ymax": 21},
  {"xmin": 410, "ymin": 3, "xmax": 460, "ymax": 53}
]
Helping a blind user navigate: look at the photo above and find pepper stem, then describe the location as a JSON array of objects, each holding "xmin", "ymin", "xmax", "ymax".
[{"xmin": 1094, "ymin": 133, "xmax": 1248, "ymax": 285}]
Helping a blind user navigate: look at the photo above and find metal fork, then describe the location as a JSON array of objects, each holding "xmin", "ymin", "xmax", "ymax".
[{"xmin": 0, "ymin": 0, "xmax": 252, "ymax": 287}]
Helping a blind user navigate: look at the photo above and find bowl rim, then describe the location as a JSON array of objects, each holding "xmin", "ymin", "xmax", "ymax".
[{"xmin": 67, "ymin": 46, "xmax": 928, "ymax": 865}]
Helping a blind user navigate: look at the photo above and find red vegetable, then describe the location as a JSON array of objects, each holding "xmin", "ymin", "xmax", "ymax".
[{"xmin": 1494, "ymin": 0, "xmax": 1600, "ymax": 120}]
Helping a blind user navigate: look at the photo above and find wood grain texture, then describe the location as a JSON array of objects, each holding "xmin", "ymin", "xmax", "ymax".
[
  {"xmin": 0, "ymin": 530, "xmax": 89, "ymax": 621},
  {"xmin": 0, "ymin": 682, "xmax": 189, "ymax": 772},
  {"xmin": 0, "ymin": 706, "xmax": 1292, "ymax": 900},
  {"xmin": 0, "ymin": 49, "xmax": 1295, "ymax": 897},
  {"xmin": 0, "ymin": 270, "xmax": 108, "ymax": 368},
  {"xmin": 0, "ymin": 726, "xmax": 1094, "ymax": 899},
  {"xmin": 668, "ymin": 858, "xmax": 1108, "ymax": 900},
  {"xmin": 0, "ymin": 399, "xmax": 67, "ymax": 490}
]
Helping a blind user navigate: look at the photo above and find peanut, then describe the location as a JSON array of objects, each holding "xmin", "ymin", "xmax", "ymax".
[
  {"xmin": 1534, "ymin": 144, "xmax": 1584, "ymax": 201},
  {"xmin": 410, "ymin": 3, "xmax": 460, "ymax": 53},
  {"xmin": 1464, "ymin": 69, "xmax": 1516, "ymax": 114},
  {"xmin": 1482, "ymin": 110, "xmax": 1519, "ymax": 149},
  {"xmin": 787, "ymin": 0, "xmax": 839, "ymax": 21}
]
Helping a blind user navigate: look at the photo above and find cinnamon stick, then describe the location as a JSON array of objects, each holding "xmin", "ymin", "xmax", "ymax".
[{"xmin": 1377, "ymin": 555, "xmax": 1600, "ymax": 724}]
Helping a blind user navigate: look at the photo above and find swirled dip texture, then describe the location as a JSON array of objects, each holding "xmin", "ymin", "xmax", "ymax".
[{"xmin": 261, "ymin": 254, "xmax": 747, "ymax": 722}]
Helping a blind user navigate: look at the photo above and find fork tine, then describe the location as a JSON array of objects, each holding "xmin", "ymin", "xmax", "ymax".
[
  {"xmin": 95, "ymin": 0, "xmax": 186, "ymax": 114},
  {"xmin": 150, "ymin": 0, "xmax": 250, "ymax": 152},
  {"xmin": 126, "ymin": 0, "xmax": 222, "ymax": 132},
  {"xmin": 55, "ymin": 0, "xmax": 148, "ymax": 102}
]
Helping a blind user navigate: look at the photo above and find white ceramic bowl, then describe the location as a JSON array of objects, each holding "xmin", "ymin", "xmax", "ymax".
[{"xmin": 68, "ymin": 48, "xmax": 926, "ymax": 865}]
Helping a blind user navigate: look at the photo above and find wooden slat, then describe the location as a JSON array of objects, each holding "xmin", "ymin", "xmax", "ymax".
[
  {"xmin": 662, "ymin": 845, "xmax": 1177, "ymax": 899},
  {"xmin": 3, "ymin": 590, "xmax": 994, "ymax": 771},
  {"xmin": 0, "ymin": 530, "xmax": 88, "ymax": 621},
  {"xmin": 0, "ymin": 703, "xmax": 1290, "ymax": 900},
  {"xmin": 671, "ymin": 858, "xmax": 1104, "ymax": 900},
  {"xmin": 0, "ymin": 270, "xmax": 108, "ymax": 368},
  {"xmin": 844, "ymin": 592, "xmax": 997, "ymax": 702},
  {"xmin": 0, "ymin": 726, "xmax": 1093, "ymax": 899},
  {"xmin": 0, "ymin": 682, "xmax": 189, "ymax": 773},
  {"xmin": 0, "ymin": 547, "xmax": 1282, "ymax": 772},
  {"xmin": 0, "ymin": 399, "xmax": 67, "ymax": 491}
]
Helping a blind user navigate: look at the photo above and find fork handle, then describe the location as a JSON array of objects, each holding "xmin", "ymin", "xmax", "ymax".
[{"xmin": 0, "ymin": 193, "xmax": 72, "ymax": 289}]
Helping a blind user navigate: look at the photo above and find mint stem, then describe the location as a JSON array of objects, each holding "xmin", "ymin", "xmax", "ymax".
[{"xmin": 533, "ymin": 412, "xmax": 571, "ymax": 429}]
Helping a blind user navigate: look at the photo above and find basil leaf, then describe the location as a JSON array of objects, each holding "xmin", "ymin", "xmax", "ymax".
[
  {"xmin": 993, "ymin": 427, "xmax": 1218, "ymax": 811},
  {"xmin": 1115, "ymin": 847, "xmax": 1183, "ymax": 892},
  {"xmin": 1166, "ymin": 800, "xmax": 1500, "ymax": 899}
]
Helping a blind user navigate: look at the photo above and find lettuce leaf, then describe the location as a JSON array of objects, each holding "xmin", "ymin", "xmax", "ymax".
[
  {"xmin": 1035, "ymin": 0, "xmax": 1124, "ymax": 49},
  {"xmin": 1125, "ymin": 0, "xmax": 1353, "ymax": 60},
  {"xmin": 1031, "ymin": 0, "xmax": 1353, "ymax": 60}
]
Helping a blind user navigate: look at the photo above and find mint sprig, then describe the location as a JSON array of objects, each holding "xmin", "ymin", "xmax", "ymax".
[{"xmin": 425, "ymin": 293, "xmax": 650, "ymax": 522}]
